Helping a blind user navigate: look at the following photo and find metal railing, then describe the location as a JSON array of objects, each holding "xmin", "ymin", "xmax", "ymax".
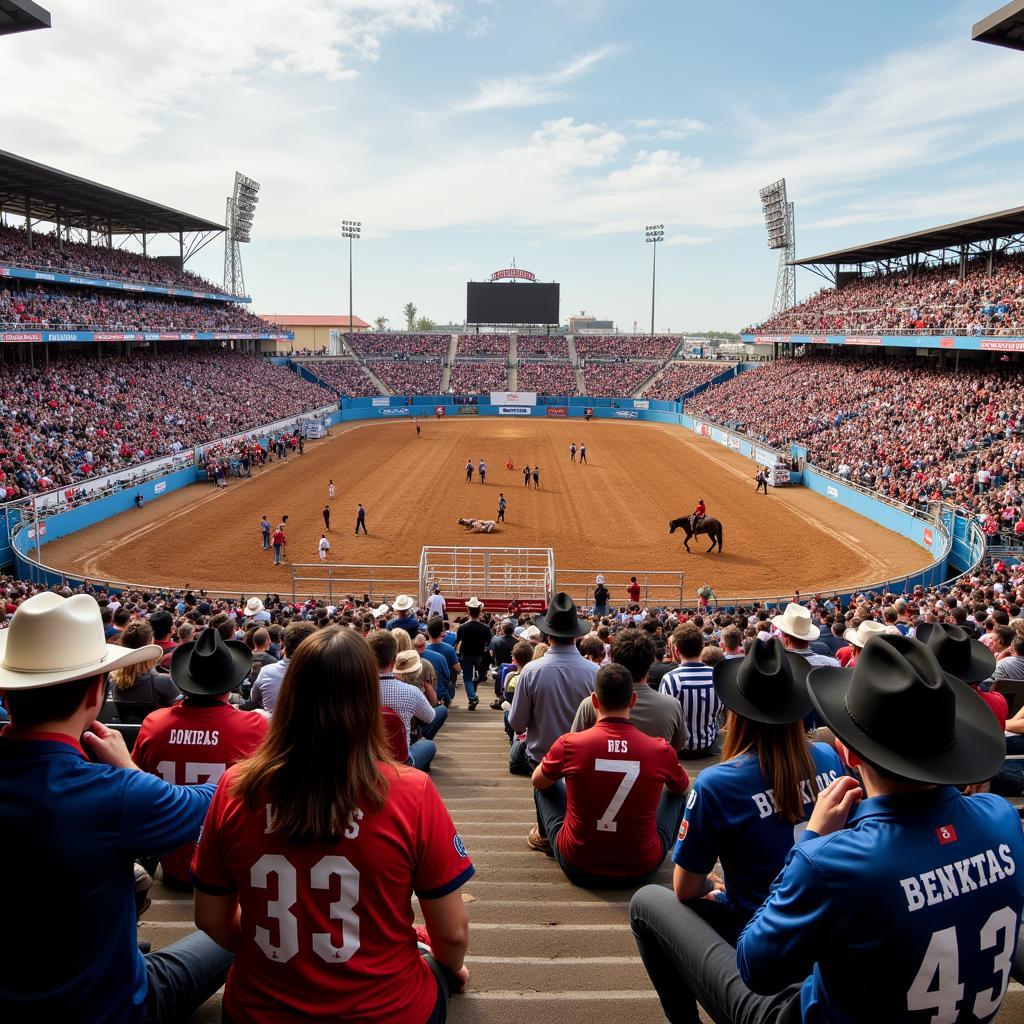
[
  {"xmin": 418, "ymin": 546, "xmax": 554, "ymax": 607},
  {"xmin": 555, "ymin": 568, "xmax": 686, "ymax": 611},
  {"xmin": 290, "ymin": 563, "xmax": 419, "ymax": 606}
]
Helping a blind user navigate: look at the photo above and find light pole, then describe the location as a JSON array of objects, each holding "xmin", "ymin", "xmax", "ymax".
[
  {"xmin": 644, "ymin": 224, "xmax": 664, "ymax": 336},
  {"xmin": 341, "ymin": 220, "xmax": 361, "ymax": 345}
]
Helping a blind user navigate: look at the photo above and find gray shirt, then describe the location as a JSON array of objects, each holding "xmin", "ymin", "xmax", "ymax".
[
  {"xmin": 252, "ymin": 656, "xmax": 288, "ymax": 713},
  {"xmin": 571, "ymin": 682, "xmax": 688, "ymax": 750},
  {"xmin": 508, "ymin": 644, "xmax": 599, "ymax": 763},
  {"xmin": 994, "ymin": 656, "xmax": 1024, "ymax": 683}
]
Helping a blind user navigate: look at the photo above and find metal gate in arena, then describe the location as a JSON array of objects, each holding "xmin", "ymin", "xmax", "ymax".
[{"xmin": 418, "ymin": 546, "xmax": 555, "ymax": 613}]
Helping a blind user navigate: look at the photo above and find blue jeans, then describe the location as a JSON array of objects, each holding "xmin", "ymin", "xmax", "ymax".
[
  {"xmin": 410, "ymin": 738, "xmax": 437, "ymax": 771},
  {"xmin": 534, "ymin": 780, "xmax": 684, "ymax": 888},
  {"xmin": 143, "ymin": 929, "xmax": 233, "ymax": 1023},
  {"xmin": 461, "ymin": 657, "xmax": 483, "ymax": 703},
  {"xmin": 262, "ymin": 532, "xmax": 270, "ymax": 550},
  {"xmin": 420, "ymin": 704, "xmax": 448, "ymax": 741}
]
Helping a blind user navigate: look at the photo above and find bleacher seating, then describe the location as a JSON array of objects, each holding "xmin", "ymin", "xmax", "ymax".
[
  {"xmin": 516, "ymin": 335, "xmax": 568, "ymax": 358},
  {"xmin": 347, "ymin": 332, "xmax": 450, "ymax": 357},
  {"xmin": 366, "ymin": 358, "xmax": 443, "ymax": 395},
  {"xmin": 642, "ymin": 360, "xmax": 732, "ymax": 401},
  {"xmin": 447, "ymin": 360, "xmax": 508, "ymax": 393},
  {"xmin": 574, "ymin": 335, "xmax": 680, "ymax": 359},
  {"xmin": 581, "ymin": 361, "xmax": 660, "ymax": 397},
  {"xmin": 301, "ymin": 360, "xmax": 381, "ymax": 397},
  {"xmin": 516, "ymin": 359, "xmax": 579, "ymax": 395},
  {"xmin": 456, "ymin": 333, "xmax": 511, "ymax": 356}
]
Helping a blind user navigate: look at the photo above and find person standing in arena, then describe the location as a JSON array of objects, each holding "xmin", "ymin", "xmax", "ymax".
[
  {"xmin": 272, "ymin": 523, "xmax": 286, "ymax": 566},
  {"xmin": 755, "ymin": 469, "xmax": 768, "ymax": 494},
  {"xmin": 579, "ymin": 443, "xmax": 587, "ymax": 465},
  {"xmin": 328, "ymin": 479, "xmax": 336, "ymax": 499},
  {"xmin": 260, "ymin": 515, "xmax": 271, "ymax": 551},
  {"xmin": 633, "ymin": 633, "xmax": 1024, "ymax": 1024},
  {"xmin": 497, "ymin": 493, "xmax": 507, "ymax": 523},
  {"xmin": 133, "ymin": 627, "xmax": 268, "ymax": 890},
  {"xmin": 466, "ymin": 459, "xmax": 474, "ymax": 484},
  {"xmin": 570, "ymin": 443, "xmax": 577, "ymax": 463},
  {"xmin": 523, "ymin": 464, "xmax": 531, "ymax": 487},
  {"xmin": 479, "ymin": 460, "xmax": 486, "ymax": 484},
  {"xmin": 192, "ymin": 627, "xmax": 474, "ymax": 1023},
  {"xmin": 322, "ymin": 504, "xmax": 331, "ymax": 531},
  {"xmin": 319, "ymin": 534, "xmax": 331, "ymax": 562},
  {"xmin": 532, "ymin": 465, "xmax": 540, "ymax": 489},
  {"xmin": 356, "ymin": 503, "xmax": 368, "ymax": 535},
  {"xmin": 628, "ymin": 576, "xmax": 642, "ymax": 604}
]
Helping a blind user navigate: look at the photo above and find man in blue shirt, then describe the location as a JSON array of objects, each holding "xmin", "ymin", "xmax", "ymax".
[
  {"xmin": 386, "ymin": 593, "xmax": 422, "ymax": 639},
  {"xmin": 422, "ymin": 616, "xmax": 459, "ymax": 705},
  {"xmin": 0, "ymin": 592, "xmax": 232, "ymax": 1023},
  {"xmin": 631, "ymin": 632, "xmax": 1022, "ymax": 1024}
]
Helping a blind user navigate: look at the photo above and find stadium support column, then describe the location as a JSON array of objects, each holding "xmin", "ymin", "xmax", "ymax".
[
  {"xmin": 644, "ymin": 224, "xmax": 664, "ymax": 336},
  {"xmin": 341, "ymin": 220, "xmax": 362, "ymax": 342},
  {"xmin": 24, "ymin": 195, "xmax": 31, "ymax": 246}
]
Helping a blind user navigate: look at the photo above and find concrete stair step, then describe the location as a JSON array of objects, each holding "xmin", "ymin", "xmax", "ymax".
[{"xmin": 448, "ymin": 992, "xmax": 666, "ymax": 1023}]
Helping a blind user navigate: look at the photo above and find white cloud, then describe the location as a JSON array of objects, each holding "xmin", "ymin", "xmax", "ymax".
[
  {"xmin": 627, "ymin": 116, "xmax": 706, "ymax": 140},
  {"xmin": 466, "ymin": 15, "xmax": 492, "ymax": 37},
  {"xmin": 455, "ymin": 45, "xmax": 617, "ymax": 112}
]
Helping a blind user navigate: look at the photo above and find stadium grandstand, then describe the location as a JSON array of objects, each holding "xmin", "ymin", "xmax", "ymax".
[{"xmin": 0, "ymin": 0, "xmax": 49, "ymax": 36}]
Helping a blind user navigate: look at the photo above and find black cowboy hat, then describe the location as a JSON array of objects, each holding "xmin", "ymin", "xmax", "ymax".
[
  {"xmin": 914, "ymin": 622, "xmax": 996, "ymax": 684},
  {"xmin": 713, "ymin": 637, "xmax": 812, "ymax": 726},
  {"xmin": 807, "ymin": 634, "xmax": 1004, "ymax": 786},
  {"xmin": 170, "ymin": 626, "xmax": 253, "ymax": 697},
  {"xmin": 534, "ymin": 592, "xmax": 589, "ymax": 640}
]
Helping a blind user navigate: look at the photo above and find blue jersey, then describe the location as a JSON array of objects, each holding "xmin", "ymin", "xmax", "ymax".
[
  {"xmin": 737, "ymin": 788, "xmax": 1024, "ymax": 1024},
  {"xmin": 672, "ymin": 741, "xmax": 843, "ymax": 924}
]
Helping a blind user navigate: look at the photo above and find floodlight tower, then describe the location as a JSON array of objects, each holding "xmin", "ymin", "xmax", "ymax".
[
  {"xmin": 644, "ymin": 224, "xmax": 664, "ymax": 336},
  {"xmin": 341, "ymin": 220, "xmax": 362, "ymax": 342},
  {"xmin": 223, "ymin": 172, "xmax": 259, "ymax": 298},
  {"xmin": 759, "ymin": 179, "xmax": 796, "ymax": 315}
]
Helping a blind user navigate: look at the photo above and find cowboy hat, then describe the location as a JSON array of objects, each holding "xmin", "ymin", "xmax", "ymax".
[
  {"xmin": 596, "ymin": 575, "xmax": 606, "ymax": 585},
  {"xmin": 371, "ymin": 603, "xmax": 390, "ymax": 618},
  {"xmin": 244, "ymin": 597, "xmax": 265, "ymax": 615},
  {"xmin": 534, "ymin": 592, "xmax": 589, "ymax": 640},
  {"xmin": 914, "ymin": 622, "xmax": 996, "ymax": 684},
  {"xmin": 770, "ymin": 602, "xmax": 820, "ymax": 641},
  {"xmin": 521, "ymin": 625, "xmax": 542, "ymax": 642},
  {"xmin": 713, "ymin": 637, "xmax": 811, "ymax": 725},
  {"xmin": 394, "ymin": 649, "xmax": 423, "ymax": 676},
  {"xmin": 466, "ymin": 597, "xmax": 483, "ymax": 610},
  {"xmin": 392, "ymin": 594, "xmax": 415, "ymax": 613},
  {"xmin": 0, "ymin": 592, "xmax": 162, "ymax": 691},
  {"xmin": 171, "ymin": 627, "xmax": 253, "ymax": 697},
  {"xmin": 807, "ymin": 634, "xmax": 1004, "ymax": 785},
  {"xmin": 843, "ymin": 619, "xmax": 888, "ymax": 648}
]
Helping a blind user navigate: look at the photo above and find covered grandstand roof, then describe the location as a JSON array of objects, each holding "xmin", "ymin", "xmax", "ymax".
[
  {"xmin": 972, "ymin": 0, "xmax": 1024, "ymax": 51},
  {"xmin": 791, "ymin": 204, "xmax": 1024, "ymax": 267},
  {"xmin": 260, "ymin": 314, "xmax": 371, "ymax": 328},
  {"xmin": 0, "ymin": 149, "xmax": 224, "ymax": 235},
  {"xmin": 0, "ymin": 0, "xmax": 50, "ymax": 35}
]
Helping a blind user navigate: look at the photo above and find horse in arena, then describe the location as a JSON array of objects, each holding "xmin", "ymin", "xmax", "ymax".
[
  {"xmin": 458, "ymin": 517, "xmax": 497, "ymax": 534},
  {"xmin": 669, "ymin": 515, "xmax": 724, "ymax": 554}
]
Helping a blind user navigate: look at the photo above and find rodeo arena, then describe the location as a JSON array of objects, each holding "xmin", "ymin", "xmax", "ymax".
[{"xmin": 12, "ymin": 4, "xmax": 1024, "ymax": 1024}]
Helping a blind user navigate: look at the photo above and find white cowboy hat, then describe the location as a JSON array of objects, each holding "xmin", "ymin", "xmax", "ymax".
[
  {"xmin": 371, "ymin": 603, "xmax": 390, "ymax": 618},
  {"xmin": 596, "ymin": 575, "xmax": 605, "ymax": 584},
  {"xmin": 521, "ymin": 625, "xmax": 542, "ymax": 642},
  {"xmin": 466, "ymin": 597, "xmax": 483, "ymax": 610},
  {"xmin": 392, "ymin": 594, "xmax": 415, "ymax": 613},
  {"xmin": 0, "ymin": 592, "xmax": 162, "ymax": 691},
  {"xmin": 244, "ymin": 597, "xmax": 265, "ymax": 615},
  {"xmin": 843, "ymin": 619, "xmax": 888, "ymax": 648},
  {"xmin": 770, "ymin": 603, "xmax": 820, "ymax": 642}
]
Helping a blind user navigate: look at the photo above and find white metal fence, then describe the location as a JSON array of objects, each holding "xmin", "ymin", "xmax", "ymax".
[{"xmin": 418, "ymin": 546, "xmax": 554, "ymax": 607}]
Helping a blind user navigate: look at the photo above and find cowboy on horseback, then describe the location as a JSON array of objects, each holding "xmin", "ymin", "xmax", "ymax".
[{"xmin": 690, "ymin": 499, "xmax": 706, "ymax": 535}]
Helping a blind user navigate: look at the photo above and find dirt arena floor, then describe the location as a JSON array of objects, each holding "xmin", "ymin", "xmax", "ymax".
[{"xmin": 42, "ymin": 417, "xmax": 933, "ymax": 602}]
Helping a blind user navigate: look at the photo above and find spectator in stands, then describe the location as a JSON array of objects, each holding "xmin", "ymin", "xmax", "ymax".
[
  {"xmin": 132, "ymin": 627, "xmax": 267, "ymax": 889},
  {"xmin": 0, "ymin": 591, "xmax": 231, "ymax": 1020},
  {"xmin": 995, "ymin": 633, "xmax": 1024, "ymax": 682},
  {"xmin": 509, "ymin": 593, "xmax": 598, "ymax": 799},
  {"xmin": 632, "ymin": 633, "xmax": 1019, "ymax": 1024},
  {"xmin": 659, "ymin": 623, "xmax": 724, "ymax": 756},
  {"xmin": 192, "ymin": 626, "xmax": 473, "ymax": 1022},
  {"xmin": 387, "ymin": 594, "xmax": 422, "ymax": 638},
  {"xmin": 425, "ymin": 616, "xmax": 460, "ymax": 706},
  {"xmin": 771, "ymin": 603, "xmax": 841, "ymax": 675},
  {"xmin": 531, "ymin": 663, "xmax": 689, "ymax": 884},
  {"xmin": 109, "ymin": 618, "xmax": 179, "ymax": 723},
  {"xmin": 246, "ymin": 627, "xmax": 278, "ymax": 687},
  {"xmin": 487, "ymin": 619, "xmax": 518, "ymax": 708},
  {"xmin": 456, "ymin": 598, "xmax": 492, "ymax": 711},
  {"xmin": 250, "ymin": 620, "xmax": 317, "ymax": 713},
  {"xmin": 571, "ymin": 629, "xmax": 688, "ymax": 750}
]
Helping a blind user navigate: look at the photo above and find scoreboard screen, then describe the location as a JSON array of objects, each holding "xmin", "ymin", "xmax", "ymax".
[{"xmin": 467, "ymin": 282, "xmax": 560, "ymax": 325}]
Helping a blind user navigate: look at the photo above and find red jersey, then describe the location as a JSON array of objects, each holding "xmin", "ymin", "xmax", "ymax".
[
  {"xmin": 628, "ymin": 582, "xmax": 641, "ymax": 603},
  {"xmin": 192, "ymin": 763, "xmax": 474, "ymax": 1024},
  {"xmin": 133, "ymin": 702, "xmax": 269, "ymax": 883},
  {"xmin": 540, "ymin": 718, "xmax": 688, "ymax": 878},
  {"xmin": 974, "ymin": 686, "xmax": 1008, "ymax": 731}
]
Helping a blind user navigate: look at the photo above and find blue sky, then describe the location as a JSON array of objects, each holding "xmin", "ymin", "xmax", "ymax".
[{"xmin": 2, "ymin": 0, "xmax": 1023, "ymax": 331}]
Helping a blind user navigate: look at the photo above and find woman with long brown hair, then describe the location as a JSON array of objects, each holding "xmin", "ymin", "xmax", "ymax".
[{"xmin": 192, "ymin": 626, "xmax": 473, "ymax": 1023}]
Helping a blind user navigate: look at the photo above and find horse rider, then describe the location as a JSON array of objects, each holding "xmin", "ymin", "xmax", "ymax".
[{"xmin": 690, "ymin": 498, "xmax": 706, "ymax": 534}]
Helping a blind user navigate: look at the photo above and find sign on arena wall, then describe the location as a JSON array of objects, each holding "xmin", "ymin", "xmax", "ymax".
[
  {"xmin": 457, "ymin": 405, "xmax": 479, "ymax": 415},
  {"xmin": 727, "ymin": 436, "xmax": 742, "ymax": 450},
  {"xmin": 372, "ymin": 396, "xmax": 390, "ymax": 407},
  {"xmin": 154, "ymin": 481, "xmax": 167, "ymax": 494},
  {"xmin": 434, "ymin": 406, "xmax": 446, "ymax": 417},
  {"xmin": 633, "ymin": 400, "xmax": 650, "ymax": 410},
  {"xmin": 546, "ymin": 407, "xmax": 568, "ymax": 417},
  {"xmin": 614, "ymin": 409, "xmax": 638, "ymax": 420},
  {"xmin": 981, "ymin": 340, "xmax": 1024, "ymax": 352},
  {"xmin": 489, "ymin": 268, "xmax": 536, "ymax": 283},
  {"xmin": 491, "ymin": 391, "xmax": 537, "ymax": 407},
  {"xmin": 826, "ymin": 485, "xmax": 839, "ymax": 499},
  {"xmin": 380, "ymin": 407, "xmax": 411, "ymax": 417},
  {"xmin": 755, "ymin": 448, "xmax": 777, "ymax": 468},
  {"xmin": 924, "ymin": 528, "xmax": 933, "ymax": 548},
  {"xmin": 499, "ymin": 406, "xmax": 532, "ymax": 416}
]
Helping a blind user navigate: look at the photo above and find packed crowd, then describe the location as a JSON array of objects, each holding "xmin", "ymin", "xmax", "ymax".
[
  {"xmin": 750, "ymin": 252, "xmax": 1024, "ymax": 336},
  {"xmin": 446, "ymin": 361, "xmax": 508, "ymax": 393},
  {"xmin": 0, "ymin": 352, "xmax": 334, "ymax": 497},
  {"xmin": 580, "ymin": 360, "xmax": 660, "ymax": 397},
  {"xmin": 641, "ymin": 360, "xmax": 733, "ymax": 401},
  {"xmin": 367, "ymin": 358, "xmax": 444, "ymax": 395},
  {"xmin": 347, "ymin": 333, "xmax": 450, "ymax": 357},
  {"xmin": 0, "ymin": 225, "xmax": 223, "ymax": 293},
  {"xmin": 574, "ymin": 335, "xmax": 680, "ymax": 359},
  {"xmin": 3, "ymin": 549, "xmax": 1024, "ymax": 1021},
  {"xmin": 301, "ymin": 359, "xmax": 380, "ymax": 398},
  {"xmin": 1, "ymin": 282, "xmax": 273, "ymax": 334},
  {"xmin": 516, "ymin": 359, "xmax": 580, "ymax": 395},
  {"xmin": 514, "ymin": 335, "xmax": 567, "ymax": 358},
  {"xmin": 455, "ymin": 334, "xmax": 511, "ymax": 356}
]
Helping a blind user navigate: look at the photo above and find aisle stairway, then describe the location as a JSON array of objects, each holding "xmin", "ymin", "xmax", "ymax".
[{"xmin": 508, "ymin": 334, "xmax": 518, "ymax": 389}]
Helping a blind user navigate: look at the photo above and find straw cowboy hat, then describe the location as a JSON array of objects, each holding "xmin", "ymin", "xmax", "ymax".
[
  {"xmin": 915, "ymin": 622, "xmax": 996, "ymax": 684},
  {"xmin": 171, "ymin": 627, "xmax": 253, "ymax": 697},
  {"xmin": 534, "ymin": 592, "xmax": 589, "ymax": 640},
  {"xmin": 770, "ymin": 602, "xmax": 820, "ymax": 642},
  {"xmin": 808, "ymin": 634, "xmax": 1004, "ymax": 785},
  {"xmin": 0, "ymin": 592, "xmax": 162, "ymax": 691},
  {"xmin": 371, "ymin": 603, "xmax": 390, "ymax": 618},
  {"xmin": 713, "ymin": 637, "xmax": 812, "ymax": 726},
  {"xmin": 244, "ymin": 597, "xmax": 265, "ymax": 616},
  {"xmin": 843, "ymin": 619, "xmax": 888, "ymax": 649},
  {"xmin": 466, "ymin": 597, "xmax": 483, "ymax": 610},
  {"xmin": 392, "ymin": 594, "xmax": 416, "ymax": 613},
  {"xmin": 394, "ymin": 649, "xmax": 423, "ymax": 676}
]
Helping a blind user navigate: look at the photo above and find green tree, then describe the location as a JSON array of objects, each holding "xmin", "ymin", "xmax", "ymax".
[
  {"xmin": 403, "ymin": 302, "xmax": 417, "ymax": 331},
  {"xmin": 374, "ymin": 315, "xmax": 389, "ymax": 331},
  {"xmin": 415, "ymin": 316, "xmax": 437, "ymax": 332}
]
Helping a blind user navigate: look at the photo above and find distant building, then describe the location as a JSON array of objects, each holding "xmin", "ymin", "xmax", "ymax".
[
  {"xmin": 568, "ymin": 315, "xmax": 615, "ymax": 334},
  {"xmin": 258, "ymin": 314, "xmax": 370, "ymax": 355}
]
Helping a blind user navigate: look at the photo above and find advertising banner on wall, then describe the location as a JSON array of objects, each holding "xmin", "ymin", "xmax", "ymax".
[
  {"xmin": 372, "ymin": 396, "xmax": 390, "ymax": 407},
  {"xmin": 380, "ymin": 407, "xmax": 411, "ymax": 417},
  {"xmin": 633, "ymin": 400, "xmax": 650, "ymax": 410},
  {"xmin": 457, "ymin": 405, "xmax": 479, "ymax": 415},
  {"xmin": 491, "ymin": 391, "xmax": 537, "ymax": 406},
  {"xmin": 434, "ymin": 406, "xmax": 446, "ymax": 417},
  {"xmin": 546, "ymin": 407, "xmax": 568, "ymax": 417},
  {"xmin": 614, "ymin": 409, "xmax": 638, "ymax": 419},
  {"xmin": 499, "ymin": 406, "xmax": 532, "ymax": 416}
]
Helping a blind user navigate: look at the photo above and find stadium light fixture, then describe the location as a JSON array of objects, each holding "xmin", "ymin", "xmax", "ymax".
[
  {"xmin": 341, "ymin": 220, "xmax": 362, "ymax": 341},
  {"xmin": 759, "ymin": 179, "xmax": 796, "ymax": 315},
  {"xmin": 644, "ymin": 224, "xmax": 665, "ymax": 337},
  {"xmin": 223, "ymin": 171, "xmax": 260, "ymax": 298}
]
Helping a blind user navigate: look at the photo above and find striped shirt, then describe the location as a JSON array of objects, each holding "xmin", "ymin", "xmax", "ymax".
[
  {"xmin": 659, "ymin": 661, "xmax": 722, "ymax": 752},
  {"xmin": 379, "ymin": 673, "xmax": 435, "ymax": 739}
]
